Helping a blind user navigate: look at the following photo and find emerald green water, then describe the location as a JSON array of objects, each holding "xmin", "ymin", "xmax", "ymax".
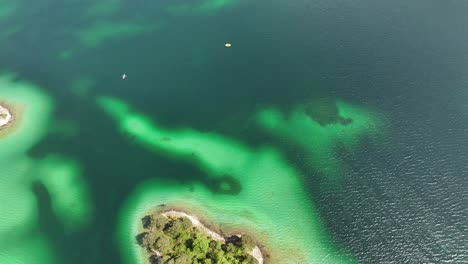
[
  {"xmin": 256, "ymin": 101, "xmax": 385, "ymax": 188},
  {"xmin": 0, "ymin": 76, "xmax": 382, "ymax": 263},
  {"xmin": 0, "ymin": 74, "xmax": 55, "ymax": 263},
  {"xmin": 0, "ymin": 0, "xmax": 390, "ymax": 261},
  {"xmin": 2, "ymin": 0, "xmax": 468, "ymax": 263},
  {"xmin": 98, "ymin": 96, "xmax": 379, "ymax": 263}
]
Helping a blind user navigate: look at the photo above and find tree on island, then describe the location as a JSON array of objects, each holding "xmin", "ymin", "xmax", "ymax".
[{"xmin": 136, "ymin": 214, "xmax": 258, "ymax": 264}]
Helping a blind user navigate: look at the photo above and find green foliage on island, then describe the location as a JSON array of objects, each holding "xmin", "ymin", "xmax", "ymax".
[{"xmin": 136, "ymin": 214, "xmax": 258, "ymax": 264}]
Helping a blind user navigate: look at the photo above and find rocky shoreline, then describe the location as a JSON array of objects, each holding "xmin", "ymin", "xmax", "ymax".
[{"xmin": 161, "ymin": 210, "xmax": 264, "ymax": 264}]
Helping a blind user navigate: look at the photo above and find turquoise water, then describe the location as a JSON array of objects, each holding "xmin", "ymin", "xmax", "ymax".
[
  {"xmin": 97, "ymin": 96, "xmax": 381, "ymax": 263},
  {"xmin": 1, "ymin": 0, "xmax": 468, "ymax": 263}
]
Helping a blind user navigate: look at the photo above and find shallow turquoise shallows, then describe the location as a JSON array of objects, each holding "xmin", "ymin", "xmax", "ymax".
[
  {"xmin": 0, "ymin": 74, "xmax": 93, "ymax": 263},
  {"xmin": 98, "ymin": 96, "xmax": 358, "ymax": 264},
  {"xmin": 0, "ymin": 74, "xmax": 56, "ymax": 264}
]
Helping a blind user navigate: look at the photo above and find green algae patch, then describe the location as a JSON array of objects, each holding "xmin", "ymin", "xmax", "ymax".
[
  {"xmin": 98, "ymin": 96, "xmax": 354, "ymax": 264},
  {"xmin": 256, "ymin": 100, "xmax": 385, "ymax": 183},
  {"xmin": 0, "ymin": 73, "xmax": 56, "ymax": 263}
]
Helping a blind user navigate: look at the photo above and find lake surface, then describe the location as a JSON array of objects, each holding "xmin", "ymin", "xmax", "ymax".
[{"xmin": 0, "ymin": 0, "xmax": 467, "ymax": 263}]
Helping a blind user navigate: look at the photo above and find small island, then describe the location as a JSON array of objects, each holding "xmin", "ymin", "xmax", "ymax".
[
  {"xmin": 0, "ymin": 101, "xmax": 22, "ymax": 138},
  {"xmin": 136, "ymin": 210, "xmax": 264, "ymax": 264},
  {"xmin": 0, "ymin": 103, "xmax": 12, "ymax": 128}
]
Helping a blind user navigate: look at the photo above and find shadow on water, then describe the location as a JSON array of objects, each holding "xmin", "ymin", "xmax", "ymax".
[
  {"xmin": 31, "ymin": 181, "xmax": 68, "ymax": 263},
  {"xmin": 201, "ymin": 174, "xmax": 242, "ymax": 195},
  {"xmin": 30, "ymin": 158, "xmax": 129, "ymax": 261},
  {"xmin": 304, "ymin": 97, "xmax": 353, "ymax": 127},
  {"xmin": 32, "ymin": 180, "xmax": 108, "ymax": 263}
]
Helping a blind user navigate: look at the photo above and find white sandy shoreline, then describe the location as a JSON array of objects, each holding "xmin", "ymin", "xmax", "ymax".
[
  {"xmin": 161, "ymin": 210, "xmax": 264, "ymax": 264},
  {"xmin": 0, "ymin": 104, "xmax": 12, "ymax": 127},
  {"xmin": 162, "ymin": 210, "xmax": 225, "ymax": 241}
]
